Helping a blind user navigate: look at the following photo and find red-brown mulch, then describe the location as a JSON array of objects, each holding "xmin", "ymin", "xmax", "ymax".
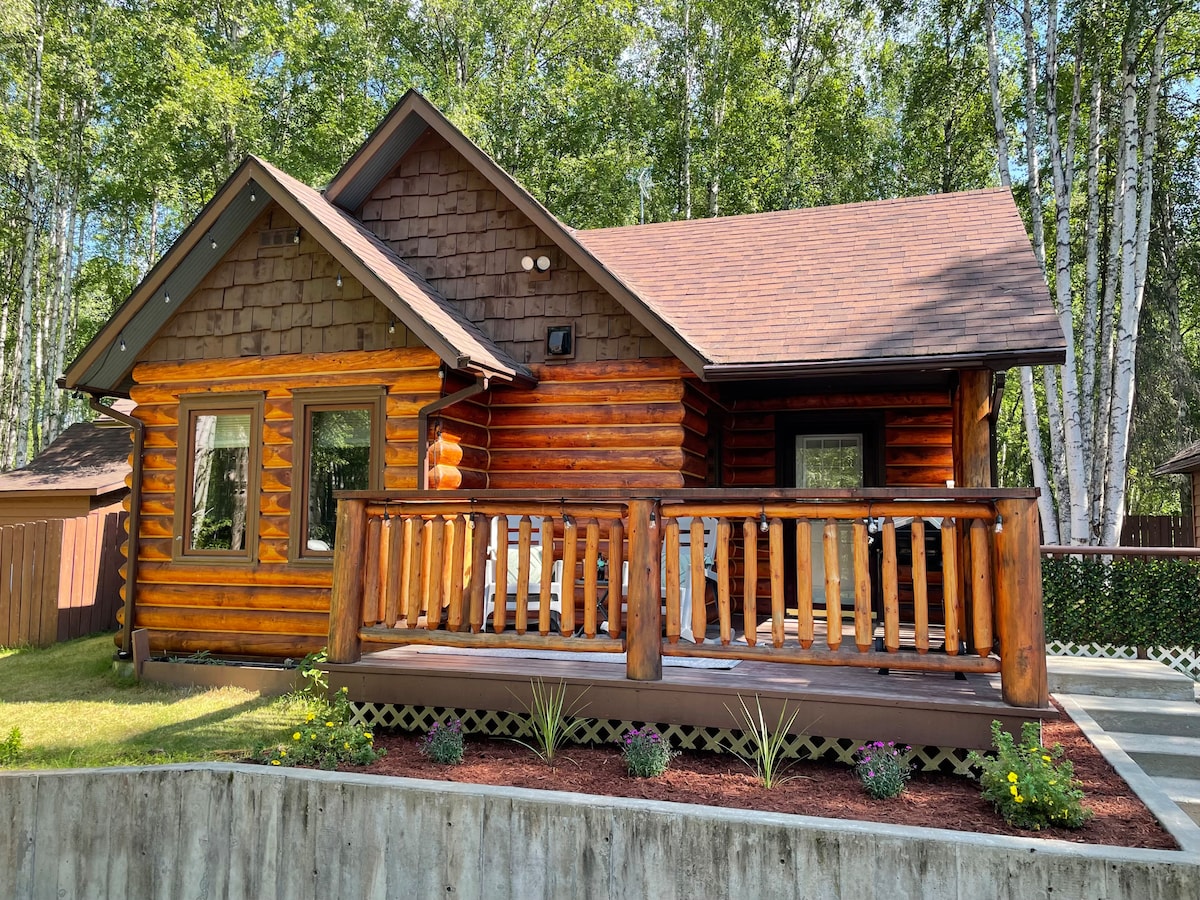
[{"xmin": 351, "ymin": 706, "xmax": 1178, "ymax": 850}]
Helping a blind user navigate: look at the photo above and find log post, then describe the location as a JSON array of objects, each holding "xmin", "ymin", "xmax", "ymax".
[
  {"xmin": 626, "ymin": 498, "xmax": 662, "ymax": 681},
  {"xmin": 328, "ymin": 498, "xmax": 367, "ymax": 664},
  {"xmin": 994, "ymin": 498, "xmax": 1049, "ymax": 708}
]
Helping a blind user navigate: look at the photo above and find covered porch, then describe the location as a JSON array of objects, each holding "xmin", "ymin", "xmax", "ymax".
[{"xmin": 324, "ymin": 488, "xmax": 1050, "ymax": 755}]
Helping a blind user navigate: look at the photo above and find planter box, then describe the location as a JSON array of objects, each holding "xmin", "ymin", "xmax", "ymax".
[
  {"xmin": 2, "ymin": 764, "xmax": 1198, "ymax": 900},
  {"xmin": 140, "ymin": 660, "xmax": 300, "ymax": 696}
]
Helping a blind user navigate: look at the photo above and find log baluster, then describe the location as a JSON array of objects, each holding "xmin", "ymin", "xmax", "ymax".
[
  {"xmin": 363, "ymin": 514, "xmax": 382, "ymax": 627},
  {"xmin": 769, "ymin": 517, "xmax": 785, "ymax": 648},
  {"xmin": 690, "ymin": 517, "xmax": 707, "ymax": 643},
  {"xmin": 742, "ymin": 517, "xmax": 758, "ymax": 647},
  {"xmin": 970, "ymin": 518, "xmax": 994, "ymax": 657},
  {"xmin": 852, "ymin": 519, "xmax": 872, "ymax": 652},
  {"xmin": 882, "ymin": 518, "xmax": 899, "ymax": 652},
  {"xmin": 822, "ymin": 518, "xmax": 841, "ymax": 651},
  {"xmin": 539, "ymin": 516, "xmax": 555, "ymax": 635},
  {"xmin": 911, "ymin": 519, "xmax": 929, "ymax": 653},
  {"xmin": 425, "ymin": 517, "xmax": 445, "ymax": 630},
  {"xmin": 584, "ymin": 518, "xmax": 600, "ymax": 639},
  {"xmin": 493, "ymin": 518, "xmax": 508, "ymax": 633},
  {"xmin": 608, "ymin": 518, "xmax": 625, "ymax": 638},
  {"xmin": 446, "ymin": 514, "xmax": 467, "ymax": 632},
  {"xmin": 403, "ymin": 517, "xmax": 423, "ymax": 628},
  {"xmin": 664, "ymin": 517, "xmax": 681, "ymax": 644},
  {"xmin": 940, "ymin": 518, "xmax": 960, "ymax": 654},
  {"xmin": 384, "ymin": 516, "xmax": 403, "ymax": 628},
  {"xmin": 468, "ymin": 513, "xmax": 488, "ymax": 632},
  {"xmin": 795, "ymin": 518, "xmax": 813, "ymax": 649},
  {"xmin": 560, "ymin": 515, "xmax": 578, "ymax": 635}
]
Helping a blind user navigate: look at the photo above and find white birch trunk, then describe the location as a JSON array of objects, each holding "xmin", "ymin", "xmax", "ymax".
[
  {"xmin": 984, "ymin": 0, "xmax": 1011, "ymax": 187},
  {"xmin": 1079, "ymin": 73, "xmax": 1102, "ymax": 464}
]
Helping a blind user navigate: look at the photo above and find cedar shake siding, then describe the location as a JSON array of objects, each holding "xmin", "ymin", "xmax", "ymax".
[
  {"xmin": 142, "ymin": 204, "xmax": 420, "ymax": 363},
  {"xmin": 356, "ymin": 129, "xmax": 668, "ymax": 366}
]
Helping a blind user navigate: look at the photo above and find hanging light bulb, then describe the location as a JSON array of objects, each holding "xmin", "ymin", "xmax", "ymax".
[
  {"xmin": 759, "ymin": 510, "xmax": 769, "ymax": 533},
  {"xmin": 164, "ymin": 292, "xmax": 171, "ymax": 304},
  {"xmin": 119, "ymin": 336, "xmax": 127, "ymax": 352},
  {"xmin": 208, "ymin": 232, "xmax": 218, "ymax": 250},
  {"xmin": 336, "ymin": 272, "xmax": 343, "ymax": 289},
  {"xmin": 994, "ymin": 515, "xmax": 1004, "ymax": 535},
  {"xmin": 388, "ymin": 319, "xmax": 396, "ymax": 334},
  {"xmin": 293, "ymin": 228, "xmax": 301, "ymax": 244}
]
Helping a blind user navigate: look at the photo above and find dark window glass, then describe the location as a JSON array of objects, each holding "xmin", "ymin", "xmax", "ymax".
[
  {"xmin": 306, "ymin": 407, "xmax": 372, "ymax": 551},
  {"xmin": 189, "ymin": 412, "xmax": 252, "ymax": 551}
]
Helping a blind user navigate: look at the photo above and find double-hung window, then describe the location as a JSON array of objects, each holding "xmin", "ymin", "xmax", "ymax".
[
  {"xmin": 175, "ymin": 394, "xmax": 263, "ymax": 561},
  {"xmin": 291, "ymin": 387, "xmax": 384, "ymax": 560}
]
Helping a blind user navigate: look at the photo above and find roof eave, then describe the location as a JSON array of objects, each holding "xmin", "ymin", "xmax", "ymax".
[{"xmin": 701, "ymin": 347, "xmax": 1068, "ymax": 382}]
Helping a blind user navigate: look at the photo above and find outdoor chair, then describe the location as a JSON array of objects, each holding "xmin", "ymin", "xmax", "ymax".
[{"xmin": 481, "ymin": 515, "xmax": 565, "ymax": 632}]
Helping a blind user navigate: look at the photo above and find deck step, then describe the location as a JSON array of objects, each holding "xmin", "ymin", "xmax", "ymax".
[
  {"xmin": 1106, "ymin": 731, "xmax": 1200, "ymax": 780},
  {"xmin": 1066, "ymin": 695, "xmax": 1200, "ymax": 738},
  {"xmin": 1047, "ymin": 656, "xmax": 1196, "ymax": 701},
  {"xmin": 1152, "ymin": 776, "xmax": 1200, "ymax": 825}
]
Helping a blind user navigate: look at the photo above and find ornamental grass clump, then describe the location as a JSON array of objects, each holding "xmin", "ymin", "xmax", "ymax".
[
  {"xmin": 968, "ymin": 720, "xmax": 1091, "ymax": 831},
  {"xmin": 258, "ymin": 687, "xmax": 384, "ymax": 770},
  {"xmin": 620, "ymin": 727, "xmax": 675, "ymax": 778},
  {"xmin": 727, "ymin": 694, "xmax": 804, "ymax": 789},
  {"xmin": 419, "ymin": 719, "xmax": 465, "ymax": 765},
  {"xmin": 854, "ymin": 741, "xmax": 912, "ymax": 799},
  {"xmin": 511, "ymin": 678, "xmax": 589, "ymax": 765}
]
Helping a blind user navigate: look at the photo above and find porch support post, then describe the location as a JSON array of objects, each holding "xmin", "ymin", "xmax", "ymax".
[
  {"xmin": 328, "ymin": 498, "xmax": 367, "ymax": 664},
  {"xmin": 955, "ymin": 369, "xmax": 993, "ymax": 488},
  {"xmin": 626, "ymin": 498, "xmax": 662, "ymax": 681},
  {"xmin": 993, "ymin": 497, "xmax": 1048, "ymax": 708}
]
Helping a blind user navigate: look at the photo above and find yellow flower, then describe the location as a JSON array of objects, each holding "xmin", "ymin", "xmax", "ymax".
[
  {"xmin": 1042, "ymin": 755, "xmax": 1051, "ymax": 763},
  {"xmin": 343, "ymin": 742, "xmax": 351, "ymax": 750},
  {"xmin": 363, "ymin": 732, "xmax": 373, "ymax": 740},
  {"xmin": 306, "ymin": 712, "xmax": 316, "ymax": 723},
  {"xmin": 326, "ymin": 721, "xmax": 335, "ymax": 728},
  {"xmin": 309, "ymin": 733, "xmax": 317, "ymax": 740},
  {"xmin": 1010, "ymin": 785, "xmax": 1018, "ymax": 796},
  {"xmin": 280, "ymin": 749, "xmax": 287, "ymax": 757},
  {"xmin": 1007, "ymin": 772, "xmax": 1018, "ymax": 783},
  {"xmin": 293, "ymin": 732, "xmax": 301, "ymax": 741},
  {"xmin": 270, "ymin": 759, "xmax": 281, "ymax": 766},
  {"xmin": 1015, "ymin": 795, "xmax": 1024, "ymax": 803}
]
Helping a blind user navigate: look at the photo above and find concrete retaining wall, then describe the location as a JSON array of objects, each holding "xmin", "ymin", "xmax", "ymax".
[{"xmin": 2, "ymin": 764, "xmax": 1198, "ymax": 900}]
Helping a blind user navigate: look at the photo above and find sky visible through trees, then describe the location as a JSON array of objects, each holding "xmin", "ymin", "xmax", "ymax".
[{"xmin": 0, "ymin": 0, "xmax": 1196, "ymax": 543}]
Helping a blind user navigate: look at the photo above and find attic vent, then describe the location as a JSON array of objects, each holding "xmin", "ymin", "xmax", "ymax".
[{"xmin": 260, "ymin": 228, "xmax": 296, "ymax": 248}]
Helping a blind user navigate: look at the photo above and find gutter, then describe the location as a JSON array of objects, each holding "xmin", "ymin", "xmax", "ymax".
[
  {"xmin": 701, "ymin": 349, "xmax": 1067, "ymax": 382},
  {"xmin": 85, "ymin": 393, "xmax": 143, "ymax": 659},
  {"xmin": 416, "ymin": 375, "xmax": 488, "ymax": 491}
]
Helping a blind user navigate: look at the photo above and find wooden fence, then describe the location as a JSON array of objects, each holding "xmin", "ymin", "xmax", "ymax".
[
  {"xmin": 0, "ymin": 510, "xmax": 126, "ymax": 648},
  {"xmin": 1120, "ymin": 515, "xmax": 1190, "ymax": 548}
]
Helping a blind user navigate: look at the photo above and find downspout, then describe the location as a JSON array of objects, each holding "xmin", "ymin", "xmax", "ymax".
[
  {"xmin": 88, "ymin": 393, "xmax": 144, "ymax": 658},
  {"xmin": 416, "ymin": 373, "xmax": 488, "ymax": 491}
]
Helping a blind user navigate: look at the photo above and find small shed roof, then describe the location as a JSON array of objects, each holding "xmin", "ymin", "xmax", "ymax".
[
  {"xmin": 0, "ymin": 421, "xmax": 131, "ymax": 498},
  {"xmin": 1154, "ymin": 440, "xmax": 1200, "ymax": 476},
  {"xmin": 574, "ymin": 189, "xmax": 1065, "ymax": 379}
]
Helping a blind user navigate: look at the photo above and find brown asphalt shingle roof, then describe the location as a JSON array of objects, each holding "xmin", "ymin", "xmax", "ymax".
[
  {"xmin": 575, "ymin": 188, "xmax": 1064, "ymax": 374},
  {"xmin": 1154, "ymin": 440, "xmax": 1200, "ymax": 475},
  {"xmin": 0, "ymin": 422, "xmax": 131, "ymax": 495}
]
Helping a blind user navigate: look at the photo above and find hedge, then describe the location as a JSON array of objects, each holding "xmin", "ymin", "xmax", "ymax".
[{"xmin": 1042, "ymin": 556, "xmax": 1200, "ymax": 649}]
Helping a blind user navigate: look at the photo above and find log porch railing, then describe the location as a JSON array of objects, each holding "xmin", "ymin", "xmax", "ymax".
[{"xmin": 328, "ymin": 489, "xmax": 1048, "ymax": 708}]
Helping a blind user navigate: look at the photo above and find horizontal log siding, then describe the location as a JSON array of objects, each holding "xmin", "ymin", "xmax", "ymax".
[
  {"xmin": 357, "ymin": 129, "xmax": 668, "ymax": 366},
  {"xmin": 126, "ymin": 348, "xmax": 441, "ymax": 657},
  {"xmin": 486, "ymin": 360, "xmax": 699, "ymax": 490},
  {"xmin": 142, "ymin": 204, "xmax": 421, "ymax": 363}
]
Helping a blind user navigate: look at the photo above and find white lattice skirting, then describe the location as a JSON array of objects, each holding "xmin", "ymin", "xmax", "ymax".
[
  {"xmin": 1047, "ymin": 642, "xmax": 1200, "ymax": 681},
  {"xmin": 350, "ymin": 702, "xmax": 976, "ymax": 774}
]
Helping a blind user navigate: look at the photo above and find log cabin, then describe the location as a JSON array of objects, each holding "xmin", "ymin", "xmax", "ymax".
[{"xmin": 63, "ymin": 90, "xmax": 1066, "ymax": 756}]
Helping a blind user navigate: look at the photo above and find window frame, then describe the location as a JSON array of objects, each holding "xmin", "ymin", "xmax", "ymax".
[
  {"xmin": 289, "ymin": 386, "xmax": 386, "ymax": 563},
  {"xmin": 173, "ymin": 392, "xmax": 264, "ymax": 563}
]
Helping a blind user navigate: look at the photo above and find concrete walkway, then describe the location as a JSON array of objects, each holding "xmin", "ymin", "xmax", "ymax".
[{"xmin": 1050, "ymin": 655, "xmax": 1200, "ymax": 851}]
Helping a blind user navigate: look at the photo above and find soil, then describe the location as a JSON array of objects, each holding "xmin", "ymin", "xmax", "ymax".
[{"xmin": 351, "ymin": 703, "xmax": 1178, "ymax": 850}]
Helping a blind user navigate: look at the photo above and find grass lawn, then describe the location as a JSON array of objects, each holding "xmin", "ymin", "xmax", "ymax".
[{"xmin": 0, "ymin": 634, "xmax": 300, "ymax": 768}]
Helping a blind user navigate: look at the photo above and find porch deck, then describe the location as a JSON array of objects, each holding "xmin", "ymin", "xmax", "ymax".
[{"xmin": 326, "ymin": 642, "xmax": 1051, "ymax": 754}]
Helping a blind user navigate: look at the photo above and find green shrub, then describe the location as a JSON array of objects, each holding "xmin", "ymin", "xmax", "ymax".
[
  {"xmin": 620, "ymin": 727, "xmax": 675, "ymax": 778},
  {"xmin": 727, "ymin": 694, "xmax": 803, "ymax": 789},
  {"xmin": 968, "ymin": 720, "xmax": 1091, "ymax": 831},
  {"xmin": 258, "ymin": 687, "xmax": 383, "ymax": 770},
  {"xmin": 854, "ymin": 741, "xmax": 911, "ymax": 799},
  {"xmin": 0, "ymin": 727, "xmax": 22, "ymax": 766},
  {"xmin": 418, "ymin": 719, "xmax": 465, "ymax": 765}
]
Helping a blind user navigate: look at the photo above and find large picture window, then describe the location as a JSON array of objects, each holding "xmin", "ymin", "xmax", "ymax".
[
  {"xmin": 292, "ymin": 388, "xmax": 384, "ymax": 559},
  {"xmin": 175, "ymin": 394, "xmax": 262, "ymax": 561}
]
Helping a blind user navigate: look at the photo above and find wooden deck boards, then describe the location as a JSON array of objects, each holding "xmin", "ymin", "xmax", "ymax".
[{"xmin": 326, "ymin": 642, "xmax": 1053, "ymax": 751}]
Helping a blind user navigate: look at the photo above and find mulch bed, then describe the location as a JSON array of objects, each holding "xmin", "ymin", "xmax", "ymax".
[{"xmin": 348, "ymin": 702, "xmax": 1178, "ymax": 850}]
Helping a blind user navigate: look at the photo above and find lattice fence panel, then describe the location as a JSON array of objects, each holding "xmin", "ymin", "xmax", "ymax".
[
  {"xmin": 350, "ymin": 702, "xmax": 975, "ymax": 773},
  {"xmin": 1047, "ymin": 642, "xmax": 1200, "ymax": 681}
]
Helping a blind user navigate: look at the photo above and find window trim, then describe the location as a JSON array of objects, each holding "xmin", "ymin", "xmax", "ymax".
[
  {"xmin": 173, "ymin": 392, "xmax": 264, "ymax": 563},
  {"xmin": 289, "ymin": 386, "xmax": 386, "ymax": 564}
]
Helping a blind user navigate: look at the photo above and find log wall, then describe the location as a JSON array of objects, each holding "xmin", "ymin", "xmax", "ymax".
[
  {"xmin": 486, "ymin": 359, "xmax": 704, "ymax": 490},
  {"xmin": 357, "ymin": 129, "xmax": 668, "ymax": 366},
  {"xmin": 126, "ymin": 348, "xmax": 442, "ymax": 657},
  {"xmin": 142, "ymin": 204, "xmax": 421, "ymax": 363}
]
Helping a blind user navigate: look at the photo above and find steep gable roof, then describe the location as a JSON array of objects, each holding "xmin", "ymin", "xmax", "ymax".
[
  {"xmin": 574, "ymin": 189, "xmax": 1066, "ymax": 379},
  {"xmin": 64, "ymin": 156, "xmax": 529, "ymax": 396}
]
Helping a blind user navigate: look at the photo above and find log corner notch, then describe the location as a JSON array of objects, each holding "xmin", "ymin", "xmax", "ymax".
[
  {"xmin": 993, "ymin": 497, "xmax": 1048, "ymax": 708},
  {"xmin": 328, "ymin": 498, "xmax": 367, "ymax": 664}
]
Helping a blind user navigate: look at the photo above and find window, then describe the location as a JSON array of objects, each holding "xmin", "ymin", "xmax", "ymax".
[
  {"xmin": 292, "ymin": 388, "xmax": 384, "ymax": 560},
  {"xmin": 795, "ymin": 434, "xmax": 864, "ymax": 489},
  {"xmin": 175, "ymin": 394, "xmax": 262, "ymax": 561}
]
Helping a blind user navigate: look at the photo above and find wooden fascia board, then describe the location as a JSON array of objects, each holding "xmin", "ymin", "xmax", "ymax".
[
  {"xmin": 250, "ymin": 162, "xmax": 517, "ymax": 383},
  {"xmin": 702, "ymin": 347, "xmax": 1067, "ymax": 381},
  {"xmin": 0, "ymin": 485, "xmax": 125, "ymax": 499},
  {"xmin": 326, "ymin": 92, "xmax": 711, "ymax": 379},
  {"xmin": 63, "ymin": 159, "xmax": 258, "ymax": 392}
]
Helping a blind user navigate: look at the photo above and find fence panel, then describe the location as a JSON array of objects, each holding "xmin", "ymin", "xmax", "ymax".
[
  {"xmin": 0, "ymin": 511, "xmax": 126, "ymax": 648},
  {"xmin": 1120, "ymin": 515, "xmax": 1190, "ymax": 548}
]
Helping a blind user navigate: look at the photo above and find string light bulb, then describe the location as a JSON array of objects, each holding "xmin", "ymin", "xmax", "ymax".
[
  {"xmin": 119, "ymin": 336, "xmax": 127, "ymax": 352},
  {"xmin": 759, "ymin": 509, "xmax": 769, "ymax": 533},
  {"xmin": 164, "ymin": 292, "xmax": 171, "ymax": 304},
  {"xmin": 293, "ymin": 228, "xmax": 301, "ymax": 244},
  {"xmin": 208, "ymin": 232, "xmax": 218, "ymax": 250},
  {"xmin": 994, "ymin": 515, "xmax": 1004, "ymax": 535},
  {"xmin": 388, "ymin": 319, "xmax": 396, "ymax": 334},
  {"xmin": 336, "ymin": 272, "xmax": 343, "ymax": 289}
]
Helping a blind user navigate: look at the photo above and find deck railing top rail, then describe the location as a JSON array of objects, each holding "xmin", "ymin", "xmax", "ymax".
[
  {"xmin": 1042, "ymin": 545, "xmax": 1200, "ymax": 559},
  {"xmin": 339, "ymin": 487, "xmax": 1040, "ymax": 502}
]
